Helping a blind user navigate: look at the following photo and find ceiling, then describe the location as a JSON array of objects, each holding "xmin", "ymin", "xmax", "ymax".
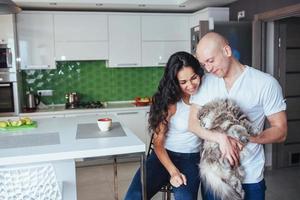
[{"xmin": 13, "ymin": 0, "xmax": 237, "ymax": 13}]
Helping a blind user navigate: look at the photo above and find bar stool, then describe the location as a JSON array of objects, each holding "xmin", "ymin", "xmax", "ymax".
[{"xmin": 147, "ymin": 133, "xmax": 173, "ymax": 200}]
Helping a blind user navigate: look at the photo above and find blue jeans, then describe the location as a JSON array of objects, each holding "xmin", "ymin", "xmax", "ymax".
[
  {"xmin": 201, "ymin": 179, "xmax": 266, "ymax": 200},
  {"xmin": 124, "ymin": 150, "xmax": 200, "ymax": 200}
]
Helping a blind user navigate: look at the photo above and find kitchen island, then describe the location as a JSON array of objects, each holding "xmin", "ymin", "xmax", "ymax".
[{"xmin": 0, "ymin": 114, "xmax": 146, "ymax": 200}]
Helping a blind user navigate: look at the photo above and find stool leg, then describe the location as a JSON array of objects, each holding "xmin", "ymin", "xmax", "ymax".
[
  {"xmin": 166, "ymin": 190, "xmax": 171, "ymax": 200},
  {"xmin": 113, "ymin": 157, "xmax": 118, "ymax": 200},
  {"xmin": 162, "ymin": 191, "xmax": 167, "ymax": 200}
]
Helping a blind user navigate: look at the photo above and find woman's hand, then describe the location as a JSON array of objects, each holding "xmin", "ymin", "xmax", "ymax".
[
  {"xmin": 217, "ymin": 134, "xmax": 243, "ymax": 167},
  {"xmin": 169, "ymin": 170, "xmax": 187, "ymax": 188}
]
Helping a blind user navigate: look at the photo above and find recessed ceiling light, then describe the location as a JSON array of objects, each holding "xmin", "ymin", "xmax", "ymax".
[
  {"xmin": 96, "ymin": 3, "xmax": 103, "ymax": 6},
  {"xmin": 49, "ymin": 2, "xmax": 57, "ymax": 6}
]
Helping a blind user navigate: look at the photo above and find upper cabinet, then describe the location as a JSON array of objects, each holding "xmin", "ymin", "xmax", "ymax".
[
  {"xmin": 0, "ymin": 15, "xmax": 17, "ymax": 72},
  {"xmin": 141, "ymin": 15, "xmax": 189, "ymax": 67},
  {"xmin": 142, "ymin": 15, "xmax": 189, "ymax": 41},
  {"xmin": 17, "ymin": 12, "xmax": 55, "ymax": 69},
  {"xmin": 54, "ymin": 13, "xmax": 108, "ymax": 61},
  {"xmin": 15, "ymin": 8, "xmax": 229, "ymax": 69},
  {"xmin": 108, "ymin": 14, "xmax": 141, "ymax": 68},
  {"xmin": 142, "ymin": 41, "xmax": 189, "ymax": 67},
  {"xmin": 189, "ymin": 7, "xmax": 229, "ymax": 28},
  {"xmin": 0, "ymin": 15, "xmax": 14, "ymax": 43}
]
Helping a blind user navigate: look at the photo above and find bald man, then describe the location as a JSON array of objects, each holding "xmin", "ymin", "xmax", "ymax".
[{"xmin": 188, "ymin": 32, "xmax": 287, "ymax": 200}]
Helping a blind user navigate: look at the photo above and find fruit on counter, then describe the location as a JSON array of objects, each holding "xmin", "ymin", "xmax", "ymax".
[
  {"xmin": 0, "ymin": 121, "xmax": 8, "ymax": 128},
  {"xmin": 0, "ymin": 117, "xmax": 33, "ymax": 128},
  {"xmin": 21, "ymin": 117, "xmax": 33, "ymax": 125},
  {"xmin": 11, "ymin": 120, "xmax": 23, "ymax": 127},
  {"xmin": 135, "ymin": 96, "xmax": 151, "ymax": 103}
]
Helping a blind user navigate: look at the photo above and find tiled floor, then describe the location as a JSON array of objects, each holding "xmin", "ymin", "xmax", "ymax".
[{"xmin": 76, "ymin": 162, "xmax": 300, "ymax": 200}]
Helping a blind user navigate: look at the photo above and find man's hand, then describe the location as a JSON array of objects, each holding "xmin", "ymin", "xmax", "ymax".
[
  {"xmin": 218, "ymin": 134, "xmax": 243, "ymax": 166},
  {"xmin": 170, "ymin": 171, "xmax": 187, "ymax": 188}
]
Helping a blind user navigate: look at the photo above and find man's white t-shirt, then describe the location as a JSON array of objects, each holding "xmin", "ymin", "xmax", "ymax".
[{"xmin": 190, "ymin": 65, "xmax": 286, "ymax": 183}]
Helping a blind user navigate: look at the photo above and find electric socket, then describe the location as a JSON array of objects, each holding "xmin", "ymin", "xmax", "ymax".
[
  {"xmin": 237, "ymin": 10, "xmax": 245, "ymax": 20},
  {"xmin": 37, "ymin": 89, "xmax": 53, "ymax": 96}
]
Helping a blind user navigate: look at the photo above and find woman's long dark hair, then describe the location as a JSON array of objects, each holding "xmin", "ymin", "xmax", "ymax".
[{"xmin": 149, "ymin": 51, "xmax": 204, "ymax": 134}]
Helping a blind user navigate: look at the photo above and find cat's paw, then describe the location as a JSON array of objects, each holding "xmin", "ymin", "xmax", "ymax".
[{"xmin": 239, "ymin": 135, "xmax": 249, "ymax": 144}]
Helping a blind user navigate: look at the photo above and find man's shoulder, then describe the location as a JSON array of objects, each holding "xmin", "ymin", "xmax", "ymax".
[{"xmin": 246, "ymin": 66, "xmax": 277, "ymax": 83}]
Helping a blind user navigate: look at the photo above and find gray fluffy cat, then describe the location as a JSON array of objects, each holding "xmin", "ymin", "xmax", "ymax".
[{"xmin": 198, "ymin": 99, "xmax": 255, "ymax": 200}]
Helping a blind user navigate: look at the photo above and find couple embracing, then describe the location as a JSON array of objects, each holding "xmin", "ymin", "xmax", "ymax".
[{"xmin": 124, "ymin": 32, "xmax": 287, "ymax": 200}]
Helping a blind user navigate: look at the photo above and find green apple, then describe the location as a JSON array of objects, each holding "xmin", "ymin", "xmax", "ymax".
[
  {"xmin": 0, "ymin": 121, "xmax": 7, "ymax": 128},
  {"xmin": 6, "ymin": 120, "xmax": 12, "ymax": 127},
  {"xmin": 21, "ymin": 117, "xmax": 33, "ymax": 125}
]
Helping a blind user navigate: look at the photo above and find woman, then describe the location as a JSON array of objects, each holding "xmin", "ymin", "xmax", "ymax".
[{"xmin": 124, "ymin": 51, "xmax": 204, "ymax": 200}]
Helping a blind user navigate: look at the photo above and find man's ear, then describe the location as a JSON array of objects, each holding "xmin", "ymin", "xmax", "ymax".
[{"xmin": 223, "ymin": 45, "xmax": 232, "ymax": 57}]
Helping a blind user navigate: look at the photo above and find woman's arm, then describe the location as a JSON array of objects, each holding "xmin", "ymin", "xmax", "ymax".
[
  {"xmin": 153, "ymin": 104, "xmax": 187, "ymax": 187},
  {"xmin": 188, "ymin": 103, "xmax": 242, "ymax": 166}
]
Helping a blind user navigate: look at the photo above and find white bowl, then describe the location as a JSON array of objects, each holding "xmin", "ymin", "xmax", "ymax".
[{"xmin": 97, "ymin": 118, "xmax": 112, "ymax": 132}]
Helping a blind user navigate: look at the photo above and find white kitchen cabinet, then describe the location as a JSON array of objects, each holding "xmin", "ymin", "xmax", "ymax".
[
  {"xmin": 142, "ymin": 41, "xmax": 189, "ymax": 67},
  {"xmin": 189, "ymin": 7, "xmax": 229, "ymax": 28},
  {"xmin": 0, "ymin": 15, "xmax": 14, "ymax": 43},
  {"xmin": 17, "ymin": 12, "xmax": 55, "ymax": 69},
  {"xmin": 109, "ymin": 110, "xmax": 149, "ymax": 145},
  {"xmin": 141, "ymin": 14, "xmax": 189, "ymax": 67},
  {"xmin": 0, "ymin": 14, "xmax": 17, "ymax": 72},
  {"xmin": 108, "ymin": 14, "xmax": 141, "ymax": 68},
  {"xmin": 55, "ymin": 42, "xmax": 108, "ymax": 61},
  {"xmin": 54, "ymin": 13, "xmax": 109, "ymax": 61},
  {"xmin": 141, "ymin": 15, "xmax": 189, "ymax": 41},
  {"xmin": 54, "ymin": 13, "xmax": 108, "ymax": 42}
]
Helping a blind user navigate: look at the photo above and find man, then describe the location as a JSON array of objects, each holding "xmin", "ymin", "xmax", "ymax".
[{"xmin": 188, "ymin": 32, "xmax": 287, "ymax": 200}]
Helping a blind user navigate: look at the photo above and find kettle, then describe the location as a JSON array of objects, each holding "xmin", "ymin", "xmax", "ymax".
[{"xmin": 25, "ymin": 91, "xmax": 41, "ymax": 110}]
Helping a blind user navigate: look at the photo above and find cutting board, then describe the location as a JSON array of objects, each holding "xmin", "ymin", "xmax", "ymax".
[{"xmin": 0, "ymin": 121, "xmax": 38, "ymax": 131}]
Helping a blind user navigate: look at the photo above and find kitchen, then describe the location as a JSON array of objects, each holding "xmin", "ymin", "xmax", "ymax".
[{"xmin": 0, "ymin": 0, "xmax": 300, "ymax": 199}]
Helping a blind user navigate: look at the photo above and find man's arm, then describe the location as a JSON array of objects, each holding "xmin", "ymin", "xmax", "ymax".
[
  {"xmin": 188, "ymin": 103, "xmax": 242, "ymax": 166},
  {"xmin": 249, "ymin": 111, "xmax": 287, "ymax": 144}
]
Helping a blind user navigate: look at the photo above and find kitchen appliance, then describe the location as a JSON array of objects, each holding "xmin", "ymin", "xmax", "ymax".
[
  {"xmin": 0, "ymin": 82, "xmax": 14, "ymax": 112},
  {"xmin": 25, "ymin": 91, "xmax": 41, "ymax": 111},
  {"xmin": 0, "ymin": 72, "xmax": 18, "ymax": 115},
  {"xmin": 65, "ymin": 92, "xmax": 80, "ymax": 109},
  {"xmin": 0, "ymin": 44, "xmax": 12, "ymax": 69}
]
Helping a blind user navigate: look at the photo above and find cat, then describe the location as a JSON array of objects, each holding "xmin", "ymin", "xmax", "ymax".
[{"xmin": 198, "ymin": 99, "xmax": 256, "ymax": 200}]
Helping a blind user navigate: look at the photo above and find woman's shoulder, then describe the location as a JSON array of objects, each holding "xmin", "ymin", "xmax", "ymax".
[{"xmin": 167, "ymin": 103, "xmax": 177, "ymax": 118}]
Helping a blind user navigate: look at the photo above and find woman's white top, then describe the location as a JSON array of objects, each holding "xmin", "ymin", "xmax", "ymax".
[{"xmin": 164, "ymin": 99, "xmax": 201, "ymax": 153}]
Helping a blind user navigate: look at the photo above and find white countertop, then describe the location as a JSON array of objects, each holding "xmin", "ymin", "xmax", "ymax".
[
  {"xmin": 17, "ymin": 101, "xmax": 150, "ymax": 117},
  {"xmin": 0, "ymin": 114, "xmax": 145, "ymax": 166}
]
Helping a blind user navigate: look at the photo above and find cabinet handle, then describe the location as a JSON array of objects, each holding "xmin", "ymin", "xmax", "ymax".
[
  {"xmin": 26, "ymin": 65, "xmax": 50, "ymax": 68},
  {"xmin": 157, "ymin": 62, "xmax": 166, "ymax": 65},
  {"xmin": 0, "ymin": 84, "xmax": 10, "ymax": 87},
  {"xmin": 117, "ymin": 63, "xmax": 138, "ymax": 66},
  {"xmin": 117, "ymin": 112, "xmax": 138, "ymax": 115}
]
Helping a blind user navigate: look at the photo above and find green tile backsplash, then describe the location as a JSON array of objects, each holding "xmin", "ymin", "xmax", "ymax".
[{"xmin": 21, "ymin": 61, "xmax": 164, "ymax": 105}]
